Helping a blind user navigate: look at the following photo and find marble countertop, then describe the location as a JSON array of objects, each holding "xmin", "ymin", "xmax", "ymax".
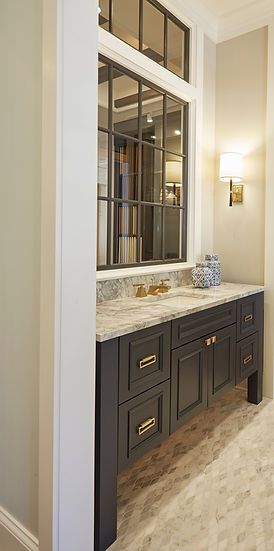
[{"xmin": 96, "ymin": 282, "xmax": 264, "ymax": 342}]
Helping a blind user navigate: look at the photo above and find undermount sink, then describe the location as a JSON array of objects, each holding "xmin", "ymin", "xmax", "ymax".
[{"xmin": 143, "ymin": 289, "xmax": 212, "ymax": 304}]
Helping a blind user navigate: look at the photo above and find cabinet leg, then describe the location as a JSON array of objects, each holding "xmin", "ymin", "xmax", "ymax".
[{"xmin": 247, "ymin": 369, "xmax": 262, "ymax": 405}]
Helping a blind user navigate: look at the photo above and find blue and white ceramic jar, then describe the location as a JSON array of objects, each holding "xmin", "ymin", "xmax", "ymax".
[
  {"xmin": 205, "ymin": 254, "xmax": 221, "ymax": 286},
  {"xmin": 192, "ymin": 262, "xmax": 212, "ymax": 289}
]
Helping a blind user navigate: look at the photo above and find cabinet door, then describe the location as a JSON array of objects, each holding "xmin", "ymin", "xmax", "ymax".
[
  {"xmin": 208, "ymin": 325, "xmax": 236, "ymax": 405},
  {"xmin": 171, "ymin": 339, "xmax": 207, "ymax": 433}
]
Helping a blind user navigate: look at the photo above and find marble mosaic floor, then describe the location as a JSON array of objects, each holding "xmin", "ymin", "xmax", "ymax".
[{"xmin": 110, "ymin": 389, "xmax": 274, "ymax": 551}]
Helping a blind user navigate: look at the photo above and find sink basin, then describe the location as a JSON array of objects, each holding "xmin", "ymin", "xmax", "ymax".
[{"xmin": 143, "ymin": 289, "xmax": 212, "ymax": 305}]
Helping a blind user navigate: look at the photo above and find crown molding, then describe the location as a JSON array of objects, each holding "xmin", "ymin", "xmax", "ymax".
[
  {"xmin": 218, "ymin": 0, "xmax": 274, "ymax": 42},
  {"xmin": 162, "ymin": 0, "xmax": 219, "ymax": 42}
]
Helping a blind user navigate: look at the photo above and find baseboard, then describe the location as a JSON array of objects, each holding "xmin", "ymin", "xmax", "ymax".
[{"xmin": 0, "ymin": 507, "xmax": 39, "ymax": 551}]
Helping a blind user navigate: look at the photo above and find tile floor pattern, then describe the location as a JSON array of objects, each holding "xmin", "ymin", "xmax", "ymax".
[{"xmin": 110, "ymin": 389, "xmax": 274, "ymax": 551}]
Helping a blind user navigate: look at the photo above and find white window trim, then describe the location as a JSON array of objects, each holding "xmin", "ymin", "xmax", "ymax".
[{"xmin": 97, "ymin": 6, "xmax": 204, "ymax": 280}]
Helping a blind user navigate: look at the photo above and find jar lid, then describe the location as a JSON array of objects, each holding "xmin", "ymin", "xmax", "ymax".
[
  {"xmin": 196, "ymin": 262, "xmax": 208, "ymax": 267},
  {"xmin": 205, "ymin": 254, "xmax": 219, "ymax": 261}
]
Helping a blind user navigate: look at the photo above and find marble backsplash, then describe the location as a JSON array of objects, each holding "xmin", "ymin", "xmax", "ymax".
[{"xmin": 96, "ymin": 268, "xmax": 193, "ymax": 303}]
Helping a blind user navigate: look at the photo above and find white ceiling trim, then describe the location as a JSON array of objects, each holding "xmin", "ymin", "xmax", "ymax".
[
  {"xmin": 163, "ymin": 0, "xmax": 219, "ymax": 42},
  {"xmin": 217, "ymin": 0, "xmax": 274, "ymax": 42}
]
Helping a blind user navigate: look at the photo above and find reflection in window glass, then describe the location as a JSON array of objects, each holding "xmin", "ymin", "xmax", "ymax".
[
  {"xmin": 141, "ymin": 146, "xmax": 163, "ymax": 203},
  {"xmin": 98, "ymin": 131, "xmax": 108, "ymax": 197},
  {"xmin": 113, "ymin": 71, "xmax": 139, "ymax": 138},
  {"xmin": 113, "ymin": 136, "xmax": 139, "ymax": 201},
  {"xmin": 141, "ymin": 85, "xmax": 163, "ymax": 148},
  {"xmin": 98, "ymin": 0, "xmax": 110, "ymax": 31},
  {"xmin": 165, "ymin": 208, "xmax": 183, "ymax": 259},
  {"xmin": 141, "ymin": 206, "xmax": 162, "ymax": 262},
  {"xmin": 166, "ymin": 154, "xmax": 184, "ymax": 207},
  {"xmin": 112, "ymin": 0, "xmax": 139, "ymax": 49},
  {"xmin": 97, "ymin": 200, "xmax": 108, "ymax": 266},
  {"xmin": 113, "ymin": 203, "xmax": 138, "ymax": 264},
  {"xmin": 167, "ymin": 19, "xmax": 185, "ymax": 79},
  {"xmin": 98, "ymin": 61, "xmax": 109, "ymax": 129},
  {"xmin": 143, "ymin": 1, "xmax": 164, "ymax": 65},
  {"xmin": 166, "ymin": 97, "xmax": 184, "ymax": 155}
]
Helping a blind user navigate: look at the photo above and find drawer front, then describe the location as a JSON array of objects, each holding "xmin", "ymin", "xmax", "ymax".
[
  {"xmin": 118, "ymin": 381, "xmax": 170, "ymax": 472},
  {"xmin": 172, "ymin": 301, "xmax": 236, "ymax": 349},
  {"xmin": 119, "ymin": 323, "xmax": 171, "ymax": 404},
  {"xmin": 171, "ymin": 338, "xmax": 207, "ymax": 434},
  {"xmin": 236, "ymin": 333, "xmax": 258, "ymax": 384},
  {"xmin": 237, "ymin": 292, "xmax": 263, "ymax": 341},
  {"xmin": 208, "ymin": 325, "xmax": 236, "ymax": 405}
]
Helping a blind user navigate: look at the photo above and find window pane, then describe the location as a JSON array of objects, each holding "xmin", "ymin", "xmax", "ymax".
[
  {"xmin": 165, "ymin": 208, "xmax": 183, "ymax": 259},
  {"xmin": 113, "ymin": 136, "xmax": 139, "ymax": 200},
  {"xmin": 165, "ymin": 154, "xmax": 184, "ymax": 207},
  {"xmin": 97, "ymin": 200, "xmax": 108, "ymax": 266},
  {"xmin": 112, "ymin": 0, "xmax": 139, "ymax": 49},
  {"xmin": 113, "ymin": 70, "xmax": 139, "ymax": 138},
  {"xmin": 143, "ymin": 1, "xmax": 164, "ymax": 65},
  {"xmin": 113, "ymin": 203, "xmax": 138, "ymax": 264},
  {"xmin": 166, "ymin": 97, "xmax": 184, "ymax": 154},
  {"xmin": 98, "ymin": 60, "xmax": 109, "ymax": 129},
  {"xmin": 141, "ymin": 206, "xmax": 162, "ymax": 261},
  {"xmin": 141, "ymin": 85, "xmax": 163, "ymax": 147},
  {"xmin": 98, "ymin": 131, "xmax": 108, "ymax": 197},
  {"xmin": 141, "ymin": 146, "xmax": 163, "ymax": 203},
  {"xmin": 98, "ymin": 0, "xmax": 110, "ymax": 31},
  {"xmin": 167, "ymin": 19, "xmax": 185, "ymax": 79}
]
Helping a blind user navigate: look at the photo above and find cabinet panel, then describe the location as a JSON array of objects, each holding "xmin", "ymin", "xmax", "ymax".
[
  {"xmin": 236, "ymin": 333, "xmax": 258, "ymax": 384},
  {"xmin": 172, "ymin": 301, "xmax": 236, "ymax": 349},
  {"xmin": 171, "ymin": 339, "xmax": 207, "ymax": 433},
  {"xmin": 118, "ymin": 381, "xmax": 170, "ymax": 472},
  {"xmin": 208, "ymin": 325, "xmax": 236, "ymax": 405},
  {"xmin": 119, "ymin": 323, "xmax": 171, "ymax": 403},
  {"xmin": 237, "ymin": 292, "xmax": 263, "ymax": 341}
]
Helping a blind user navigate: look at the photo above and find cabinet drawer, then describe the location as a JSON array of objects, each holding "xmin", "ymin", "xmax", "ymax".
[
  {"xmin": 236, "ymin": 333, "xmax": 258, "ymax": 384},
  {"xmin": 118, "ymin": 381, "xmax": 170, "ymax": 472},
  {"xmin": 171, "ymin": 339, "xmax": 207, "ymax": 434},
  {"xmin": 172, "ymin": 301, "xmax": 236, "ymax": 349},
  {"xmin": 237, "ymin": 292, "xmax": 263, "ymax": 341},
  {"xmin": 119, "ymin": 323, "xmax": 170, "ymax": 404}
]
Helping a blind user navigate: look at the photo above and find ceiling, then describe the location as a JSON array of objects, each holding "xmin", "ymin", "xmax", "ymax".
[{"xmin": 200, "ymin": 0, "xmax": 266, "ymax": 18}]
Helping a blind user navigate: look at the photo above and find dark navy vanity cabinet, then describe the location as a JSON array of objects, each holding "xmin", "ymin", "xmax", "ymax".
[{"xmin": 95, "ymin": 292, "xmax": 264, "ymax": 551}]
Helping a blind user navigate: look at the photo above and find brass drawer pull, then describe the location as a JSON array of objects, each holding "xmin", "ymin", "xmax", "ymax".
[
  {"xmin": 243, "ymin": 354, "xmax": 253, "ymax": 365},
  {"xmin": 138, "ymin": 417, "xmax": 156, "ymax": 436},
  {"xmin": 139, "ymin": 354, "xmax": 157, "ymax": 369},
  {"xmin": 244, "ymin": 314, "xmax": 253, "ymax": 323},
  {"xmin": 205, "ymin": 336, "xmax": 217, "ymax": 347}
]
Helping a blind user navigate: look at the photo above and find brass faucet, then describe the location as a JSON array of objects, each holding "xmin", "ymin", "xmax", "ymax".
[
  {"xmin": 148, "ymin": 278, "xmax": 160, "ymax": 295},
  {"xmin": 133, "ymin": 283, "xmax": 147, "ymax": 298},
  {"xmin": 158, "ymin": 279, "xmax": 171, "ymax": 293},
  {"xmin": 148, "ymin": 278, "xmax": 171, "ymax": 295}
]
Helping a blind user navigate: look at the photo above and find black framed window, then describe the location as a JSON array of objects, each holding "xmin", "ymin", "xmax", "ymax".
[
  {"xmin": 97, "ymin": 56, "xmax": 188, "ymax": 270},
  {"xmin": 98, "ymin": 0, "xmax": 190, "ymax": 82}
]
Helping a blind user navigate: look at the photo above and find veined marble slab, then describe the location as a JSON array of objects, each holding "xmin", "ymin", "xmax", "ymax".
[{"xmin": 96, "ymin": 282, "xmax": 264, "ymax": 342}]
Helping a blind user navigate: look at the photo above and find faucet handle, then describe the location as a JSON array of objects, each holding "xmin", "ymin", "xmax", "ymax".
[{"xmin": 133, "ymin": 283, "xmax": 147, "ymax": 298}]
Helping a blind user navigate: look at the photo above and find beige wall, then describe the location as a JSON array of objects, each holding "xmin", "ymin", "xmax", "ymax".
[
  {"xmin": 214, "ymin": 28, "xmax": 267, "ymax": 284},
  {"xmin": 202, "ymin": 35, "xmax": 216, "ymax": 256},
  {"xmin": 0, "ymin": 0, "xmax": 42, "ymax": 537}
]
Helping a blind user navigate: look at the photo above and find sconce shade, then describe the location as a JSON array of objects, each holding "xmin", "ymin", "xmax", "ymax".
[
  {"xmin": 166, "ymin": 160, "xmax": 182, "ymax": 184},
  {"xmin": 219, "ymin": 152, "xmax": 243, "ymax": 183}
]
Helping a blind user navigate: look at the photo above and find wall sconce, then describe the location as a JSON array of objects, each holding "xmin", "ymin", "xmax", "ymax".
[{"xmin": 219, "ymin": 152, "xmax": 243, "ymax": 207}]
